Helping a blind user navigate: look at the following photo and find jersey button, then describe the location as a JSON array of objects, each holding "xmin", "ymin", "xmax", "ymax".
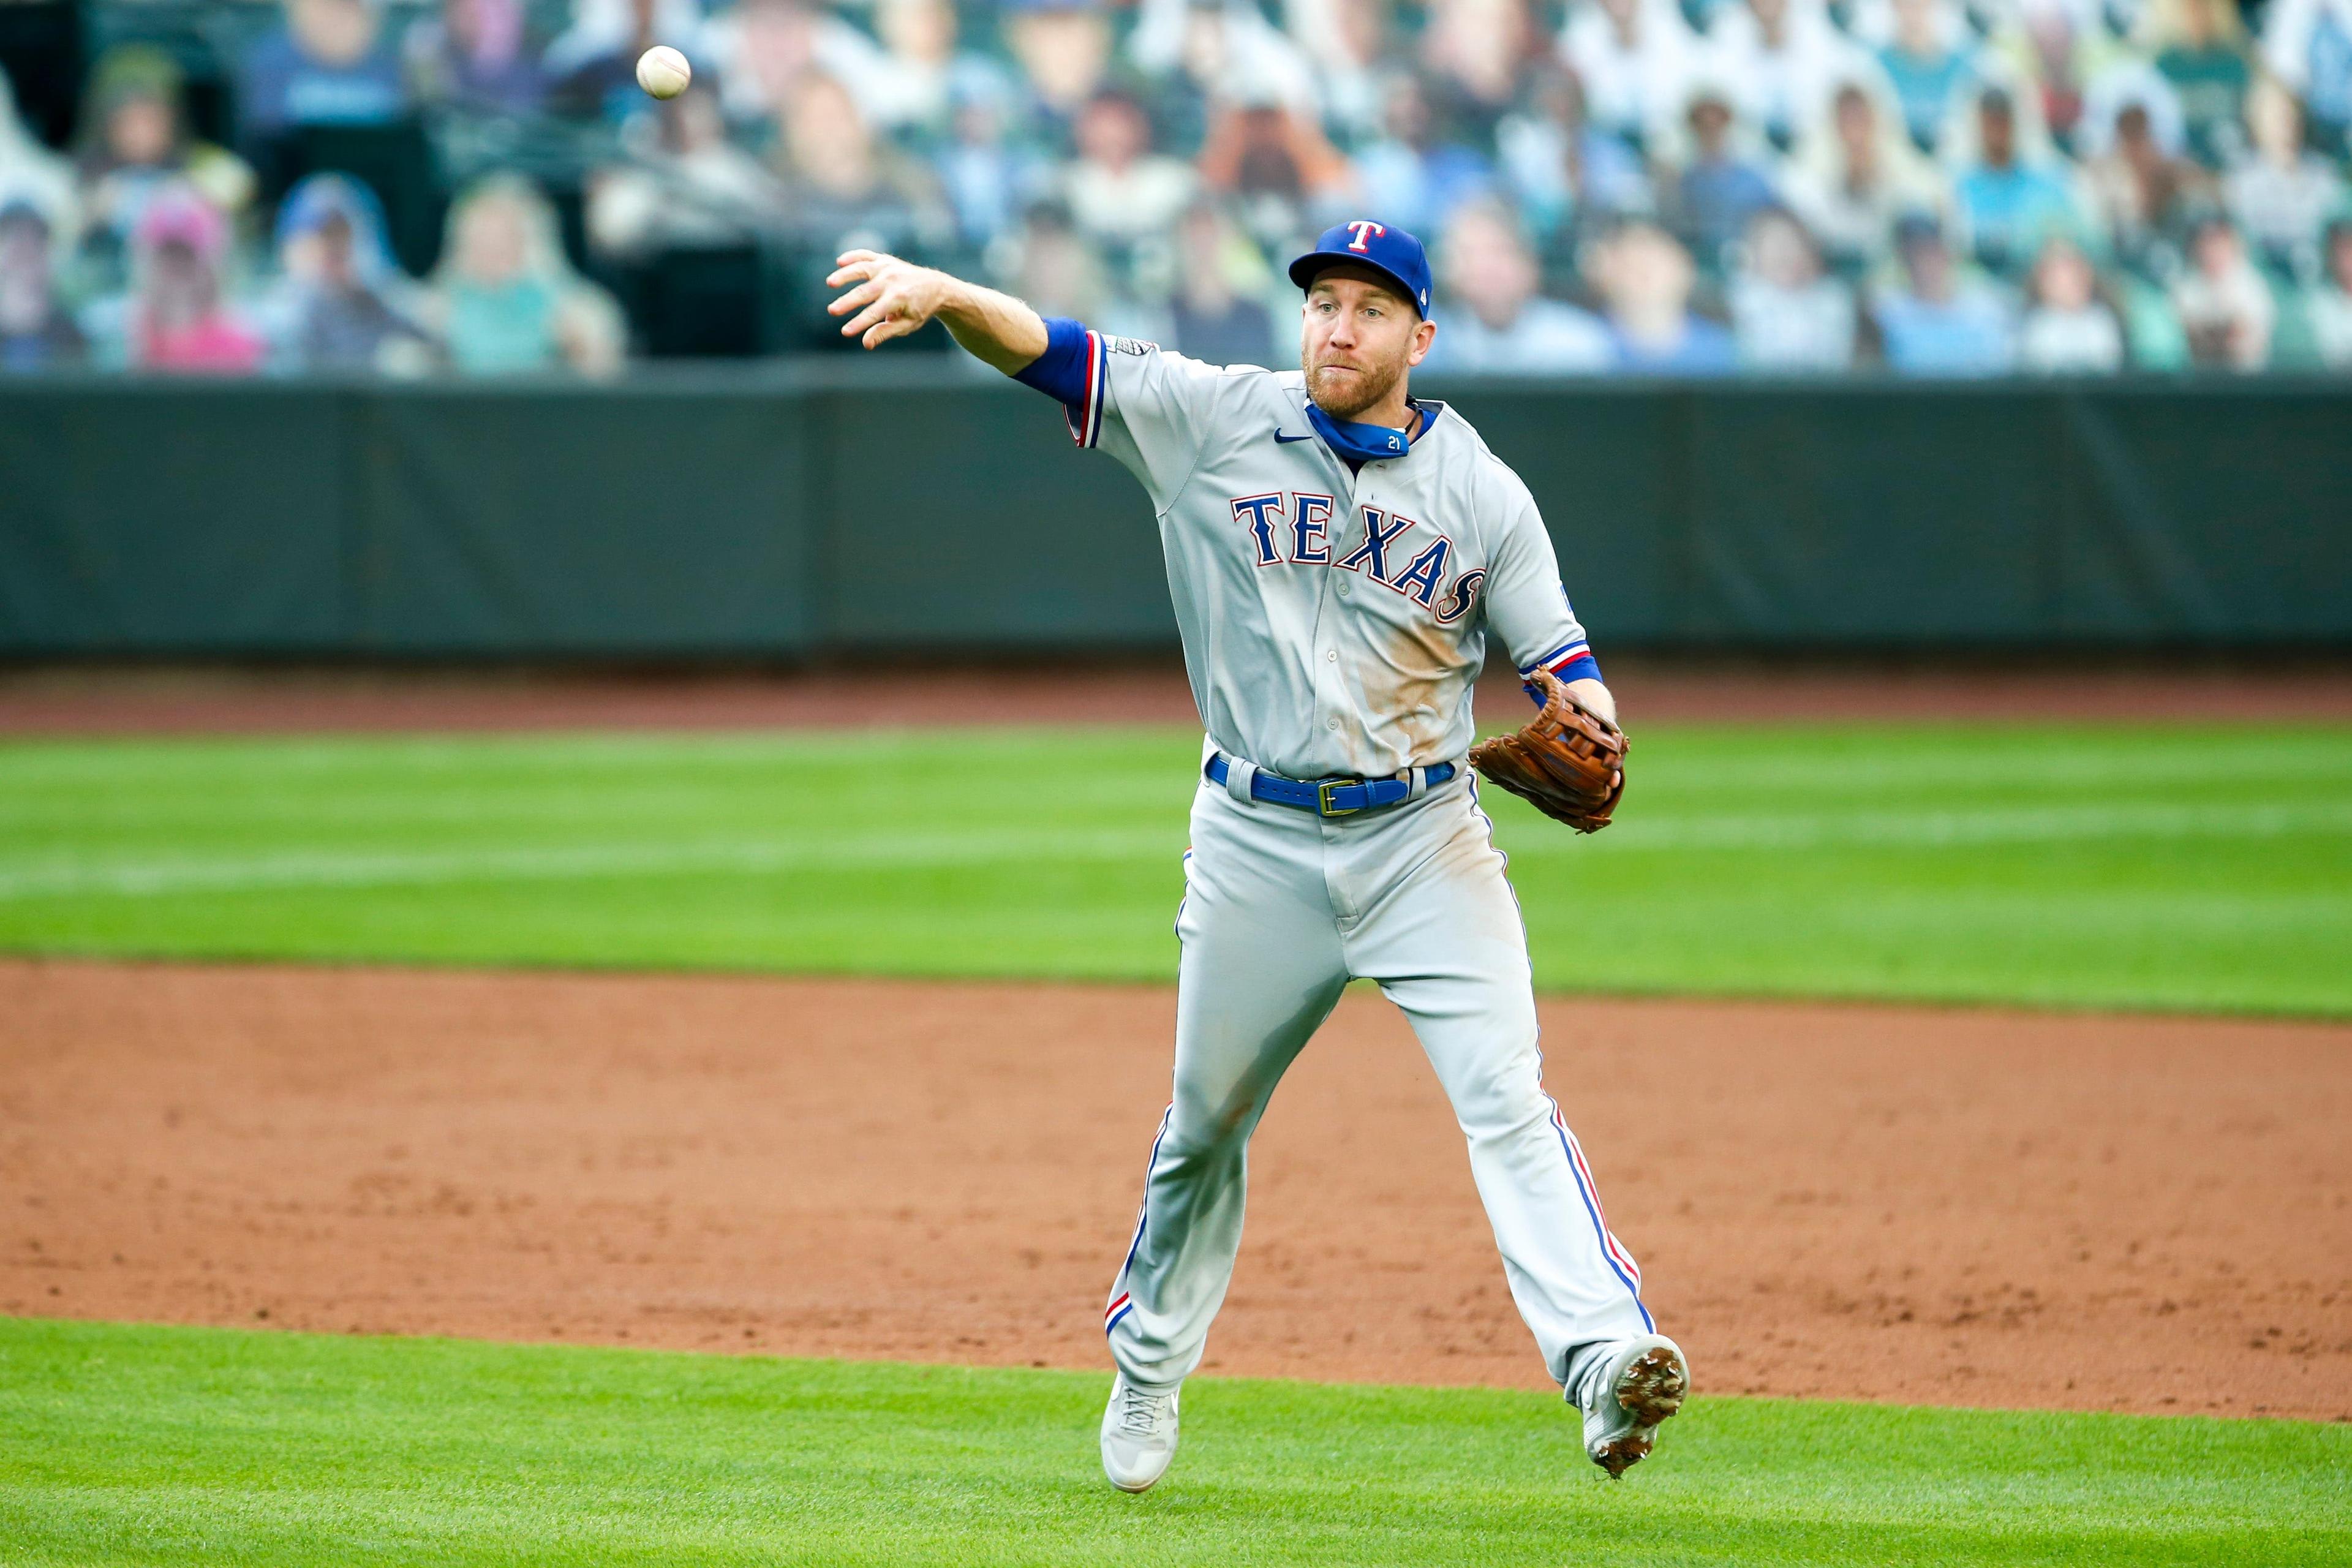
[
  {"xmin": 1325, "ymin": 650, "xmax": 1337, "ymax": 662},
  {"xmin": 1338, "ymin": 582, "xmax": 1352, "ymax": 597},
  {"xmin": 1325, "ymin": 716, "xmax": 1340, "ymax": 730}
]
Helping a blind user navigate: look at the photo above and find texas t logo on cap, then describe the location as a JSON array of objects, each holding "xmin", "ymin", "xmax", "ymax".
[{"xmin": 1344, "ymin": 221, "xmax": 1386, "ymax": 252}]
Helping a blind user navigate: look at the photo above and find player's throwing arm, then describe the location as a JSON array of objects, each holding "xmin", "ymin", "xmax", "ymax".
[
  {"xmin": 827, "ymin": 227, "xmax": 1687, "ymax": 1491},
  {"xmin": 826, "ymin": 251, "xmax": 1047, "ymax": 369}
]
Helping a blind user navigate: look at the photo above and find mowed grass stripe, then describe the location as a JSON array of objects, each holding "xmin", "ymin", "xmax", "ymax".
[
  {"xmin": 0, "ymin": 829, "xmax": 1181, "ymax": 899},
  {"xmin": 5, "ymin": 801, "xmax": 2352, "ymax": 901},
  {"xmin": 1, "ymin": 724, "xmax": 2346, "ymax": 1014},
  {"xmin": 2, "ymin": 1317, "xmax": 2345, "ymax": 1568}
]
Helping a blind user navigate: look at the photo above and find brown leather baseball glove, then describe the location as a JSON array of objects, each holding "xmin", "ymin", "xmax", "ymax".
[{"xmin": 1467, "ymin": 668, "xmax": 1627, "ymax": 833}]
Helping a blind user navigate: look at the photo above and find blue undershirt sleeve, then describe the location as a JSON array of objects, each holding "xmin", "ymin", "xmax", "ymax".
[
  {"xmin": 1544, "ymin": 652, "xmax": 1602, "ymax": 690},
  {"xmin": 1011, "ymin": 317, "xmax": 1093, "ymax": 407}
]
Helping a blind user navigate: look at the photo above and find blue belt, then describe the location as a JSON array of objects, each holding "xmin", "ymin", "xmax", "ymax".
[{"xmin": 1205, "ymin": 753, "xmax": 1456, "ymax": 818}]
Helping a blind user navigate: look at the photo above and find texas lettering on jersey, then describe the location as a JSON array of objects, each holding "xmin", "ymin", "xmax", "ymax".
[
  {"xmin": 1229, "ymin": 493, "xmax": 1481, "ymax": 625},
  {"xmin": 1012, "ymin": 319, "xmax": 1594, "ymax": 778}
]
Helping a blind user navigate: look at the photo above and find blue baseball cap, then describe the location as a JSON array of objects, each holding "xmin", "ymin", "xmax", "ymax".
[{"xmin": 1289, "ymin": 221, "xmax": 1433, "ymax": 320}]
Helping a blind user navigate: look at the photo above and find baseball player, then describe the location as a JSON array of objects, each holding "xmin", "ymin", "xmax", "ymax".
[{"xmin": 826, "ymin": 220, "xmax": 1686, "ymax": 1491}]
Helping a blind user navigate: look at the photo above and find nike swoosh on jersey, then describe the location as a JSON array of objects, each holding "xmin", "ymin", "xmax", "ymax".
[{"xmin": 1273, "ymin": 430, "xmax": 1314, "ymax": 443}]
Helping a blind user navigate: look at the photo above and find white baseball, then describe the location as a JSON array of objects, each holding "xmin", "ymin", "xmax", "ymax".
[{"xmin": 635, "ymin": 45, "xmax": 692, "ymax": 100}]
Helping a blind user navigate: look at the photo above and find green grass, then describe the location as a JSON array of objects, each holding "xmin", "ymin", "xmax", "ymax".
[
  {"xmin": 2, "ymin": 1317, "xmax": 2343, "ymax": 1567},
  {"xmin": 1, "ymin": 723, "xmax": 2348, "ymax": 1014}
]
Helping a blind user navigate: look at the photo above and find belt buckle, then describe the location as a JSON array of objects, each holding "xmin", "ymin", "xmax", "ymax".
[{"xmin": 1316, "ymin": 778, "xmax": 1359, "ymax": 817}]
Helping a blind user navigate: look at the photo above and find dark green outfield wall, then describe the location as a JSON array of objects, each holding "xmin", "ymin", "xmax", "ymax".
[{"xmin": 2, "ymin": 369, "xmax": 2346, "ymax": 657}]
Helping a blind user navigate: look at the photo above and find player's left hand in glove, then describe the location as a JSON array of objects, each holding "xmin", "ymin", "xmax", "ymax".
[{"xmin": 1467, "ymin": 668, "xmax": 1626, "ymax": 833}]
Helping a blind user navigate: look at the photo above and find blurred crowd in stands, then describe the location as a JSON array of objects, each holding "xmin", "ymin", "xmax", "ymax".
[{"xmin": 3, "ymin": 0, "xmax": 2351, "ymax": 377}]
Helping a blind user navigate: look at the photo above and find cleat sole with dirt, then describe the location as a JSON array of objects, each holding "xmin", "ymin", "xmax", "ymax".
[{"xmin": 1591, "ymin": 1343, "xmax": 1689, "ymax": 1479}]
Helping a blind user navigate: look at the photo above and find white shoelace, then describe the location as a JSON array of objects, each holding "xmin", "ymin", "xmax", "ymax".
[{"xmin": 1117, "ymin": 1383, "xmax": 1172, "ymax": 1437}]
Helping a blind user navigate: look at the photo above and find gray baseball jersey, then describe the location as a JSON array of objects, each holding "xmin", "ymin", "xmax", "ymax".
[{"xmin": 1066, "ymin": 331, "xmax": 1596, "ymax": 781}]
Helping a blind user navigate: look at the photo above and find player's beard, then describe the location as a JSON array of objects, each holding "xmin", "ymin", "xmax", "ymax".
[{"xmin": 1302, "ymin": 342, "xmax": 1408, "ymax": 422}]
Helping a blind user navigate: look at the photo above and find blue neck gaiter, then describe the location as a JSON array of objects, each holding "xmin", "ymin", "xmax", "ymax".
[{"xmin": 1306, "ymin": 401, "xmax": 1420, "ymax": 467}]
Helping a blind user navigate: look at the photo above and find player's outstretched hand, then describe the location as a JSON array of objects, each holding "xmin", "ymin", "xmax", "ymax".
[{"xmin": 826, "ymin": 251, "xmax": 951, "ymax": 349}]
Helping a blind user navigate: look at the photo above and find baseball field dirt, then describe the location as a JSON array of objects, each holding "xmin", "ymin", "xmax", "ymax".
[{"xmin": 6, "ymin": 956, "xmax": 2345, "ymax": 1423}]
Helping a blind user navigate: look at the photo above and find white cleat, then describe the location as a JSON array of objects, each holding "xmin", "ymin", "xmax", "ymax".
[
  {"xmin": 1572, "ymin": 1335, "xmax": 1691, "ymax": 1479},
  {"xmin": 1100, "ymin": 1375, "xmax": 1181, "ymax": 1492}
]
